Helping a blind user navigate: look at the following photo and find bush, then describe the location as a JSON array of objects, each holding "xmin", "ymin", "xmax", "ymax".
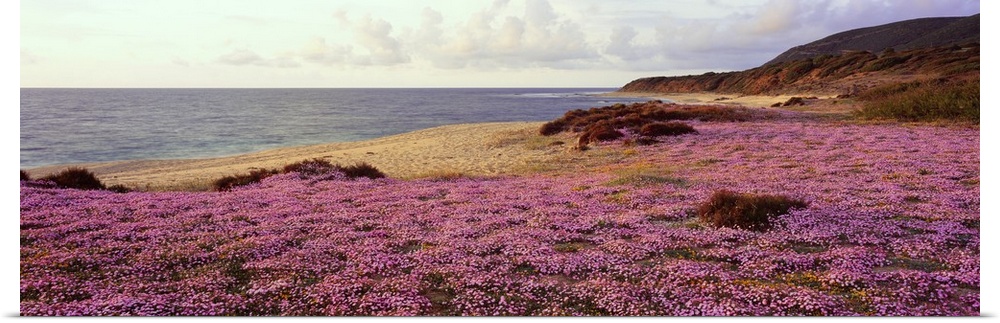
[
  {"xmin": 578, "ymin": 123, "xmax": 623, "ymax": 148},
  {"xmin": 283, "ymin": 158, "xmax": 336, "ymax": 176},
  {"xmin": 697, "ymin": 190, "xmax": 808, "ymax": 231},
  {"xmin": 212, "ymin": 168, "xmax": 279, "ymax": 192},
  {"xmin": 539, "ymin": 120, "xmax": 567, "ymax": 136},
  {"xmin": 21, "ymin": 170, "xmax": 30, "ymax": 181},
  {"xmin": 639, "ymin": 122, "xmax": 697, "ymax": 137},
  {"xmin": 336, "ymin": 162, "xmax": 386, "ymax": 180},
  {"xmin": 854, "ymin": 79, "xmax": 979, "ymax": 122},
  {"xmin": 782, "ymin": 97, "xmax": 806, "ymax": 106},
  {"xmin": 41, "ymin": 168, "xmax": 106, "ymax": 190},
  {"xmin": 107, "ymin": 184, "xmax": 132, "ymax": 193}
]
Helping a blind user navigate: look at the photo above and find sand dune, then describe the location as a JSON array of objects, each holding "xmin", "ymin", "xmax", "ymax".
[{"xmin": 26, "ymin": 122, "xmax": 575, "ymax": 191}]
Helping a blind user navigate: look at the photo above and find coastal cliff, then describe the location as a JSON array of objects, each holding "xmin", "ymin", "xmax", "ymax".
[{"xmin": 618, "ymin": 14, "xmax": 979, "ymax": 96}]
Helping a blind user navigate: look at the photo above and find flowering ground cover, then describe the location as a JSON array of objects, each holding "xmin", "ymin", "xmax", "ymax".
[{"xmin": 20, "ymin": 116, "xmax": 979, "ymax": 316}]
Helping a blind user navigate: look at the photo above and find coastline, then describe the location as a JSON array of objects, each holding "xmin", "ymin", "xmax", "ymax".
[
  {"xmin": 25, "ymin": 121, "xmax": 573, "ymax": 191},
  {"xmin": 22, "ymin": 91, "xmax": 848, "ymax": 191},
  {"xmin": 601, "ymin": 91, "xmax": 836, "ymax": 108}
]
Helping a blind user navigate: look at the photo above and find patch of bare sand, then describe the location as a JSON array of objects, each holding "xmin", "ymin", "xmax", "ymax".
[{"xmin": 26, "ymin": 122, "xmax": 578, "ymax": 191}]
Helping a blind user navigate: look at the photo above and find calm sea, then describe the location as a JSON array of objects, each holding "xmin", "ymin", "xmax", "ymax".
[{"xmin": 20, "ymin": 88, "xmax": 648, "ymax": 168}]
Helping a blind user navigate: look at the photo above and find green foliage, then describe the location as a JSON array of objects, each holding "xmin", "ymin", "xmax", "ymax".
[{"xmin": 853, "ymin": 80, "xmax": 979, "ymax": 122}]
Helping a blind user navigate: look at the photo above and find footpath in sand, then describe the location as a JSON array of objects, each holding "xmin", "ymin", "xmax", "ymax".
[{"xmin": 26, "ymin": 122, "xmax": 575, "ymax": 191}]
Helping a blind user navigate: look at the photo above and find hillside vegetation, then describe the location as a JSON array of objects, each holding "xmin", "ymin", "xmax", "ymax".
[
  {"xmin": 767, "ymin": 14, "xmax": 979, "ymax": 65},
  {"xmin": 618, "ymin": 43, "xmax": 978, "ymax": 96}
]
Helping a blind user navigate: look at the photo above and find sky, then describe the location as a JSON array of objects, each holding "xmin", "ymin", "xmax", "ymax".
[{"xmin": 19, "ymin": 0, "xmax": 981, "ymax": 88}]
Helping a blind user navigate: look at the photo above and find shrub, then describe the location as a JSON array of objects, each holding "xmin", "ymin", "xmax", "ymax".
[
  {"xmin": 107, "ymin": 184, "xmax": 132, "ymax": 193},
  {"xmin": 212, "ymin": 168, "xmax": 278, "ymax": 192},
  {"xmin": 41, "ymin": 168, "xmax": 106, "ymax": 190},
  {"xmin": 782, "ymin": 97, "xmax": 806, "ymax": 106},
  {"xmin": 283, "ymin": 158, "xmax": 336, "ymax": 176},
  {"xmin": 697, "ymin": 190, "xmax": 808, "ymax": 231},
  {"xmin": 539, "ymin": 120, "xmax": 567, "ymax": 136},
  {"xmin": 336, "ymin": 162, "xmax": 386, "ymax": 180},
  {"xmin": 854, "ymin": 79, "xmax": 979, "ymax": 122},
  {"xmin": 635, "ymin": 137, "xmax": 659, "ymax": 146},
  {"xmin": 21, "ymin": 170, "xmax": 30, "ymax": 181},
  {"xmin": 578, "ymin": 123, "xmax": 623, "ymax": 148},
  {"xmin": 639, "ymin": 122, "xmax": 697, "ymax": 137}
]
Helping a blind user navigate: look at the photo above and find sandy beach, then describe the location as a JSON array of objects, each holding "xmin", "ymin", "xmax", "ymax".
[
  {"xmin": 25, "ymin": 121, "xmax": 579, "ymax": 191},
  {"xmin": 600, "ymin": 91, "xmax": 838, "ymax": 108},
  {"xmin": 24, "ymin": 91, "xmax": 855, "ymax": 191}
]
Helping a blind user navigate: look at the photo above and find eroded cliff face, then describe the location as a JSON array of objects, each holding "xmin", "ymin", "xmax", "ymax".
[{"xmin": 618, "ymin": 44, "xmax": 978, "ymax": 96}]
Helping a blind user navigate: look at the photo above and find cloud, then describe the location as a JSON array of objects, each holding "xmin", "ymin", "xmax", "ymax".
[
  {"xmin": 300, "ymin": 37, "xmax": 353, "ymax": 66},
  {"xmin": 216, "ymin": 49, "xmax": 300, "ymax": 68},
  {"xmin": 171, "ymin": 57, "xmax": 190, "ymax": 67},
  {"xmin": 600, "ymin": 0, "xmax": 979, "ymax": 72},
  {"xmin": 416, "ymin": 0, "xmax": 600, "ymax": 69},
  {"xmin": 21, "ymin": 50, "xmax": 40, "ymax": 65},
  {"xmin": 211, "ymin": 0, "xmax": 978, "ymax": 75},
  {"xmin": 352, "ymin": 15, "xmax": 410, "ymax": 66}
]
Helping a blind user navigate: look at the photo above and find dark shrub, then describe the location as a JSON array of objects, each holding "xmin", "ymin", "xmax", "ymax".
[
  {"xmin": 635, "ymin": 137, "xmax": 659, "ymax": 146},
  {"xmin": 212, "ymin": 168, "xmax": 278, "ymax": 191},
  {"xmin": 21, "ymin": 170, "xmax": 30, "ymax": 181},
  {"xmin": 697, "ymin": 190, "xmax": 808, "ymax": 231},
  {"xmin": 41, "ymin": 168, "xmax": 106, "ymax": 190},
  {"xmin": 782, "ymin": 97, "xmax": 806, "ymax": 106},
  {"xmin": 639, "ymin": 122, "xmax": 697, "ymax": 137},
  {"xmin": 336, "ymin": 162, "xmax": 386, "ymax": 180},
  {"xmin": 107, "ymin": 184, "xmax": 132, "ymax": 193},
  {"xmin": 539, "ymin": 120, "xmax": 567, "ymax": 136},
  {"xmin": 578, "ymin": 122, "xmax": 623, "ymax": 148},
  {"xmin": 283, "ymin": 158, "xmax": 336, "ymax": 176}
]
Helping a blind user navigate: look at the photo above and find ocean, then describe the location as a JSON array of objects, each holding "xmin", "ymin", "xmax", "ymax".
[{"xmin": 20, "ymin": 88, "xmax": 648, "ymax": 168}]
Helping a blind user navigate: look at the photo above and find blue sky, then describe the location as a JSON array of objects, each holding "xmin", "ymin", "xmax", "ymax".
[{"xmin": 18, "ymin": 0, "xmax": 982, "ymax": 87}]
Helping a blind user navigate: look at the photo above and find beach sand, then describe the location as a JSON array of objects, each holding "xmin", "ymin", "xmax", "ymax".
[
  {"xmin": 26, "ymin": 122, "xmax": 577, "ymax": 191},
  {"xmin": 25, "ymin": 91, "xmax": 849, "ymax": 191},
  {"xmin": 601, "ymin": 91, "xmax": 837, "ymax": 108}
]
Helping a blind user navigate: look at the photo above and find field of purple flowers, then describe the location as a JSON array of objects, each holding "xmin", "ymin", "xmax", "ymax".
[{"xmin": 20, "ymin": 117, "xmax": 979, "ymax": 316}]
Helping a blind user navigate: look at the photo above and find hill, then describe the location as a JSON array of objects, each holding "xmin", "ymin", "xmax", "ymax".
[
  {"xmin": 766, "ymin": 14, "xmax": 979, "ymax": 65},
  {"xmin": 617, "ymin": 15, "xmax": 979, "ymax": 96}
]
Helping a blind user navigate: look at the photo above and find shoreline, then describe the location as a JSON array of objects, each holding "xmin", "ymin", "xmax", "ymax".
[
  {"xmin": 22, "ymin": 90, "xmax": 847, "ymax": 191},
  {"xmin": 25, "ymin": 121, "xmax": 573, "ymax": 191},
  {"xmin": 600, "ymin": 91, "xmax": 838, "ymax": 108}
]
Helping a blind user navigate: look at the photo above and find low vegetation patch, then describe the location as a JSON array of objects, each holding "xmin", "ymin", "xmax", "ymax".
[
  {"xmin": 853, "ymin": 79, "xmax": 979, "ymax": 123},
  {"xmin": 212, "ymin": 168, "xmax": 280, "ymax": 192},
  {"xmin": 40, "ymin": 168, "xmax": 107, "ymax": 190},
  {"xmin": 213, "ymin": 160, "xmax": 386, "ymax": 191},
  {"xmin": 282, "ymin": 158, "xmax": 337, "ymax": 176},
  {"xmin": 541, "ymin": 101, "xmax": 763, "ymax": 149},
  {"xmin": 21, "ymin": 168, "xmax": 132, "ymax": 193},
  {"xmin": 639, "ymin": 122, "xmax": 697, "ymax": 137},
  {"xmin": 338, "ymin": 161, "xmax": 386, "ymax": 180},
  {"xmin": 697, "ymin": 190, "xmax": 809, "ymax": 231}
]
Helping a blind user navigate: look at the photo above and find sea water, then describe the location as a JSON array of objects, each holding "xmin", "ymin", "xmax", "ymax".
[{"xmin": 20, "ymin": 88, "xmax": 648, "ymax": 168}]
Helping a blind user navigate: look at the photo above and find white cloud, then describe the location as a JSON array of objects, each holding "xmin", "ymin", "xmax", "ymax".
[
  {"xmin": 216, "ymin": 49, "xmax": 300, "ymax": 68},
  {"xmin": 416, "ymin": 0, "xmax": 600, "ymax": 69},
  {"xmin": 206, "ymin": 0, "xmax": 979, "ymax": 78},
  {"xmin": 300, "ymin": 37, "xmax": 353, "ymax": 66},
  {"xmin": 353, "ymin": 15, "xmax": 410, "ymax": 66},
  {"xmin": 21, "ymin": 50, "xmax": 40, "ymax": 65}
]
